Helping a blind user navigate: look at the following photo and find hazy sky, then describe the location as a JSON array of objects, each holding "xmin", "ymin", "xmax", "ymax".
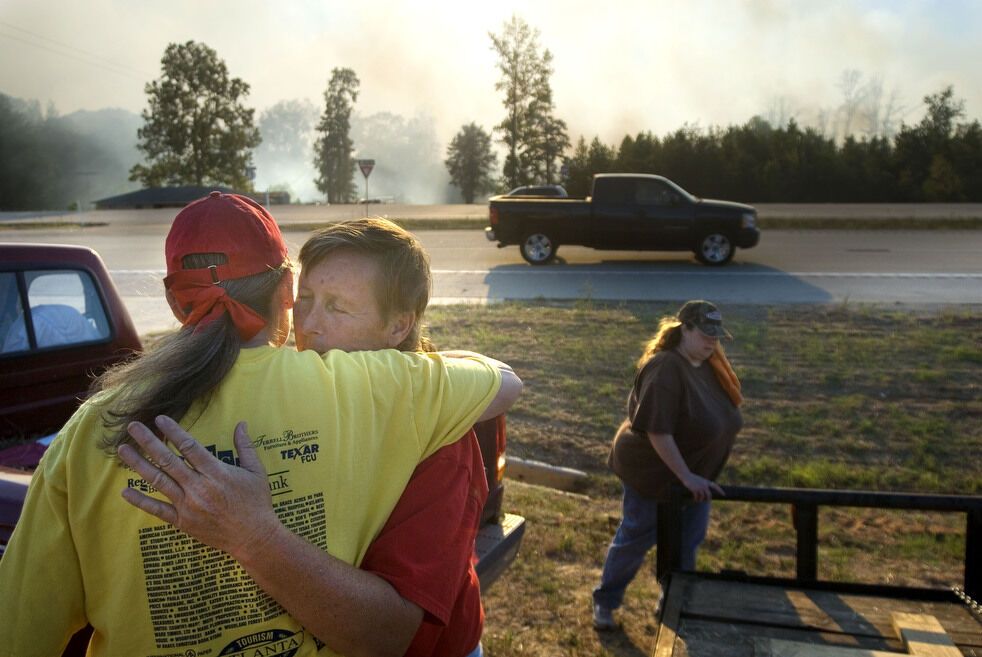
[{"xmin": 2, "ymin": 0, "xmax": 981, "ymax": 148}]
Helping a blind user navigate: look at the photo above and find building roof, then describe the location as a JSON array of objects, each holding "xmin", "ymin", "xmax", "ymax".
[
  {"xmin": 94, "ymin": 186, "xmax": 242, "ymax": 209},
  {"xmin": 93, "ymin": 186, "xmax": 291, "ymax": 209}
]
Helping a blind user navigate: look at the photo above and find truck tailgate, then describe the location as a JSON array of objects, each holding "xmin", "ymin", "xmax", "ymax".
[{"xmin": 474, "ymin": 512, "xmax": 526, "ymax": 591}]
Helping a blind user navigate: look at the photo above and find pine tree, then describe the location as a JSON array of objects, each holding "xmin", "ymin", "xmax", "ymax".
[{"xmin": 313, "ymin": 68, "xmax": 360, "ymax": 204}]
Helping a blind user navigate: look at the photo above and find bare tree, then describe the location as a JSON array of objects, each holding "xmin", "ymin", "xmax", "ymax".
[
  {"xmin": 858, "ymin": 76, "xmax": 907, "ymax": 139},
  {"xmin": 878, "ymin": 87, "xmax": 908, "ymax": 139},
  {"xmin": 814, "ymin": 107, "xmax": 833, "ymax": 138},
  {"xmin": 835, "ymin": 69, "xmax": 865, "ymax": 139},
  {"xmin": 765, "ymin": 95, "xmax": 799, "ymax": 129}
]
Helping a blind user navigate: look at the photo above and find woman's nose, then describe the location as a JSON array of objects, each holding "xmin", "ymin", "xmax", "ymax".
[{"xmin": 300, "ymin": 307, "xmax": 323, "ymax": 335}]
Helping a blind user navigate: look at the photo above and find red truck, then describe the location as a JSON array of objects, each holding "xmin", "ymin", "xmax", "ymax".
[{"xmin": 0, "ymin": 242, "xmax": 524, "ymax": 651}]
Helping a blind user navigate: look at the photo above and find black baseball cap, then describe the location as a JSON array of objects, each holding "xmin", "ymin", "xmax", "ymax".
[{"xmin": 677, "ymin": 300, "xmax": 732, "ymax": 339}]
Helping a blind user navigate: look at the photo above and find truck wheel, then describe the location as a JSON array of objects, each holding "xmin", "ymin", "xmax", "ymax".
[
  {"xmin": 695, "ymin": 233, "xmax": 734, "ymax": 265},
  {"xmin": 520, "ymin": 232, "xmax": 558, "ymax": 265}
]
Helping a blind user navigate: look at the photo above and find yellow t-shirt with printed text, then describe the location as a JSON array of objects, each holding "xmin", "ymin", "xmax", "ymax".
[{"xmin": 0, "ymin": 346, "xmax": 500, "ymax": 657}]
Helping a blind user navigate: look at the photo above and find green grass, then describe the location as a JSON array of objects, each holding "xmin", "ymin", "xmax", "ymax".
[
  {"xmin": 422, "ymin": 300, "xmax": 980, "ymax": 656},
  {"xmin": 425, "ymin": 301, "xmax": 982, "ymax": 494},
  {"xmin": 7, "ymin": 298, "xmax": 976, "ymax": 656}
]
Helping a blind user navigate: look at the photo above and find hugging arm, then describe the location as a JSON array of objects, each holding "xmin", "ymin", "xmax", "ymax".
[
  {"xmin": 439, "ymin": 350, "xmax": 523, "ymax": 422},
  {"xmin": 118, "ymin": 416, "xmax": 422, "ymax": 657}
]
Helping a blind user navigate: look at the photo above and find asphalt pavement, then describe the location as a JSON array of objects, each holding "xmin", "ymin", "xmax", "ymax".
[
  {"xmin": 3, "ymin": 218, "xmax": 980, "ymax": 336},
  {"xmin": 4, "ymin": 202, "xmax": 982, "ymax": 227}
]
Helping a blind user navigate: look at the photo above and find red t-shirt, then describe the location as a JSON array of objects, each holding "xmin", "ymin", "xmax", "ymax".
[{"xmin": 360, "ymin": 429, "xmax": 488, "ymax": 657}]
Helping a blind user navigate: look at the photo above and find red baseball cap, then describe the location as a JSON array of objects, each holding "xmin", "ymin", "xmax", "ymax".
[
  {"xmin": 164, "ymin": 192, "xmax": 288, "ymax": 340},
  {"xmin": 165, "ymin": 191, "xmax": 287, "ymax": 280}
]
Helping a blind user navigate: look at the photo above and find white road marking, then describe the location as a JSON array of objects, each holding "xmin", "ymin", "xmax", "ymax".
[
  {"xmin": 430, "ymin": 270, "xmax": 982, "ymax": 278},
  {"xmin": 112, "ymin": 269, "xmax": 982, "ymax": 279}
]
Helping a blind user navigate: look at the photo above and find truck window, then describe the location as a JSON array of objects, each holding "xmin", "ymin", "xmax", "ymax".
[
  {"xmin": 0, "ymin": 270, "xmax": 109, "ymax": 353},
  {"xmin": 0, "ymin": 273, "xmax": 24, "ymax": 353},
  {"xmin": 635, "ymin": 179, "xmax": 679, "ymax": 206},
  {"xmin": 593, "ymin": 177, "xmax": 635, "ymax": 204}
]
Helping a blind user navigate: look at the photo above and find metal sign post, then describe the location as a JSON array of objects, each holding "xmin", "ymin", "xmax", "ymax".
[{"xmin": 357, "ymin": 159, "xmax": 375, "ymax": 215}]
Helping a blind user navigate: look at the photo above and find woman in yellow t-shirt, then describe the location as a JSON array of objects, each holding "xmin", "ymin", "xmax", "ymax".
[{"xmin": 0, "ymin": 192, "xmax": 520, "ymax": 657}]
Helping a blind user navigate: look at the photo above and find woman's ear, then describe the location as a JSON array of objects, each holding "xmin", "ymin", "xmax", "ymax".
[
  {"xmin": 279, "ymin": 270, "xmax": 295, "ymax": 309},
  {"xmin": 267, "ymin": 272, "xmax": 295, "ymax": 348},
  {"xmin": 384, "ymin": 311, "xmax": 416, "ymax": 349}
]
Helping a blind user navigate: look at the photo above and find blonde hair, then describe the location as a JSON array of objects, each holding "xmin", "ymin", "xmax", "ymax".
[
  {"xmin": 637, "ymin": 315, "xmax": 684, "ymax": 369},
  {"xmin": 299, "ymin": 218, "xmax": 433, "ymax": 351}
]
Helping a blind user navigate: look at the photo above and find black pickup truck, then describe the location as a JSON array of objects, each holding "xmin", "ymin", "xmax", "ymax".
[{"xmin": 485, "ymin": 173, "xmax": 760, "ymax": 265}]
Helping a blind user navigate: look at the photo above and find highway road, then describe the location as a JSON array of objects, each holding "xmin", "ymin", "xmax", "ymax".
[{"xmin": 2, "ymin": 225, "xmax": 980, "ymax": 335}]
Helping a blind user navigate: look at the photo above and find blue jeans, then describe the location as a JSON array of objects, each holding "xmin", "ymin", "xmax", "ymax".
[
  {"xmin": 593, "ymin": 482, "xmax": 711, "ymax": 610},
  {"xmin": 463, "ymin": 643, "xmax": 483, "ymax": 657}
]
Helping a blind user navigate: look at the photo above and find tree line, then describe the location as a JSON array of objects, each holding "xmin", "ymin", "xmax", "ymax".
[
  {"xmin": 123, "ymin": 21, "xmax": 570, "ymax": 205},
  {"xmin": 3, "ymin": 17, "xmax": 982, "ymax": 209},
  {"xmin": 563, "ymin": 86, "xmax": 982, "ymax": 202}
]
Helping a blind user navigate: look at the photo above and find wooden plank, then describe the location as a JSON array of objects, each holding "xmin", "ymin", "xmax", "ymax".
[
  {"xmin": 652, "ymin": 573, "xmax": 694, "ymax": 657},
  {"xmin": 684, "ymin": 580, "xmax": 887, "ymax": 636},
  {"xmin": 685, "ymin": 579, "xmax": 982, "ymax": 641},
  {"xmin": 674, "ymin": 618, "xmax": 901, "ymax": 657},
  {"xmin": 680, "ymin": 618, "xmax": 902, "ymax": 653},
  {"xmin": 891, "ymin": 613, "xmax": 964, "ymax": 657},
  {"xmin": 754, "ymin": 637, "xmax": 901, "ymax": 657}
]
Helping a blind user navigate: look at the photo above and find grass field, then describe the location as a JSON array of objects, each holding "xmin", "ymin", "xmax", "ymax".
[
  {"xmin": 422, "ymin": 301, "xmax": 981, "ymax": 657},
  {"xmin": 3, "ymin": 299, "xmax": 977, "ymax": 655}
]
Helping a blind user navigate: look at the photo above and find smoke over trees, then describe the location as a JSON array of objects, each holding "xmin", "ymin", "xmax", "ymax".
[
  {"xmin": 130, "ymin": 41, "xmax": 261, "ymax": 189},
  {"xmin": 5, "ymin": 36, "xmax": 982, "ymax": 210},
  {"xmin": 254, "ymin": 99, "xmax": 320, "ymax": 202},
  {"xmin": 350, "ymin": 111, "xmax": 448, "ymax": 204},
  {"xmin": 0, "ymin": 95, "xmax": 138, "ymax": 210},
  {"xmin": 766, "ymin": 70, "xmax": 908, "ymax": 143}
]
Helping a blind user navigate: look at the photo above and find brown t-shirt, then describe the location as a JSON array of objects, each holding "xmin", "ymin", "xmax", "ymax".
[{"xmin": 608, "ymin": 349, "xmax": 742, "ymax": 500}]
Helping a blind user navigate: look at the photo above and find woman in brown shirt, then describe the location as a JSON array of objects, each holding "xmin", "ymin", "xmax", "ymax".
[{"xmin": 593, "ymin": 300, "xmax": 743, "ymax": 630}]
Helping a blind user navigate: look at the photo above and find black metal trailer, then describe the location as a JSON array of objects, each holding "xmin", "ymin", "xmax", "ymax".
[{"xmin": 651, "ymin": 486, "xmax": 982, "ymax": 657}]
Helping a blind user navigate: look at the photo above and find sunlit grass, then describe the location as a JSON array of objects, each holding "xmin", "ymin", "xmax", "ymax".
[
  {"xmin": 426, "ymin": 301, "xmax": 981, "ymax": 494},
  {"xmin": 428, "ymin": 301, "xmax": 980, "ymax": 657}
]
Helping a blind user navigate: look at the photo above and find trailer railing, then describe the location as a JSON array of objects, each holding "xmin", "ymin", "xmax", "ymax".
[{"xmin": 655, "ymin": 485, "xmax": 982, "ymax": 600}]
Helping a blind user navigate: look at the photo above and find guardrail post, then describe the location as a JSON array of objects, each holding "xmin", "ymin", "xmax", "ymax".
[
  {"xmin": 793, "ymin": 503, "xmax": 818, "ymax": 583},
  {"xmin": 966, "ymin": 509, "xmax": 981, "ymax": 600},
  {"xmin": 656, "ymin": 489, "xmax": 684, "ymax": 579}
]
